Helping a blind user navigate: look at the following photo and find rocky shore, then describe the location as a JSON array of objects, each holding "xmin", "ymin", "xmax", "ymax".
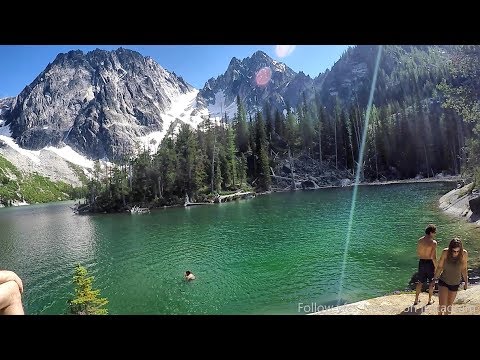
[
  {"xmin": 311, "ymin": 284, "xmax": 480, "ymax": 315},
  {"xmin": 439, "ymin": 182, "xmax": 480, "ymax": 227}
]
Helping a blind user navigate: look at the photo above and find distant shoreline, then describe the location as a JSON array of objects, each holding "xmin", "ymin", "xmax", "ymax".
[
  {"xmin": 358, "ymin": 175, "xmax": 461, "ymax": 187},
  {"xmin": 270, "ymin": 175, "xmax": 461, "ymax": 194}
]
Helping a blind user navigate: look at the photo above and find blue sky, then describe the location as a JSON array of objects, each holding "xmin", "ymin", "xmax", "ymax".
[{"xmin": 0, "ymin": 45, "xmax": 351, "ymax": 98}]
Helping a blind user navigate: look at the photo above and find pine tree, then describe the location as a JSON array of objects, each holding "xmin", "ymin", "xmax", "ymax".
[
  {"xmin": 299, "ymin": 93, "xmax": 314, "ymax": 154},
  {"xmin": 68, "ymin": 264, "xmax": 108, "ymax": 315},
  {"xmin": 235, "ymin": 95, "xmax": 249, "ymax": 153},
  {"xmin": 285, "ymin": 103, "xmax": 298, "ymax": 151},
  {"xmin": 334, "ymin": 99, "xmax": 341, "ymax": 169},
  {"xmin": 237, "ymin": 153, "xmax": 247, "ymax": 188},
  {"xmin": 157, "ymin": 137, "xmax": 178, "ymax": 197},
  {"xmin": 226, "ymin": 126, "xmax": 237, "ymax": 187},
  {"xmin": 255, "ymin": 112, "xmax": 271, "ymax": 191},
  {"xmin": 274, "ymin": 109, "xmax": 285, "ymax": 140},
  {"xmin": 316, "ymin": 102, "xmax": 326, "ymax": 167},
  {"xmin": 176, "ymin": 124, "xmax": 202, "ymax": 198},
  {"xmin": 264, "ymin": 102, "xmax": 274, "ymax": 142}
]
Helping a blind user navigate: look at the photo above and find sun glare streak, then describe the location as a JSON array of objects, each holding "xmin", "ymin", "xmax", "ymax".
[{"xmin": 337, "ymin": 45, "xmax": 383, "ymax": 306}]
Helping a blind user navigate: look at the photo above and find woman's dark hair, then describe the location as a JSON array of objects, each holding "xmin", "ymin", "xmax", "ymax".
[
  {"xmin": 447, "ymin": 237, "xmax": 464, "ymax": 263},
  {"xmin": 186, "ymin": 271, "xmax": 191, "ymax": 276}
]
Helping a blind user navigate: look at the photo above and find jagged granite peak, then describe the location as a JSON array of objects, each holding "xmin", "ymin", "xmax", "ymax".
[
  {"xmin": 197, "ymin": 50, "xmax": 310, "ymax": 118},
  {"xmin": 228, "ymin": 56, "xmax": 241, "ymax": 68},
  {"xmin": 5, "ymin": 47, "xmax": 194, "ymax": 159}
]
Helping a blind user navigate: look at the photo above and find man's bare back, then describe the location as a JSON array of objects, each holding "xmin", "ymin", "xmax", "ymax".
[{"xmin": 417, "ymin": 236, "xmax": 437, "ymax": 261}]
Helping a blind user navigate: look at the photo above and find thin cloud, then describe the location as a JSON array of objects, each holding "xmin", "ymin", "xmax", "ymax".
[{"xmin": 275, "ymin": 45, "xmax": 296, "ymax": 58}]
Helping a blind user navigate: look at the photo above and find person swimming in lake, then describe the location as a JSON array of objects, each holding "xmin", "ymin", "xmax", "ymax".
[
  {"xmin": 434, "ymin": 237, "xmax": 468, "ymax": 315},
  {"xmin": 184, "ymin": 271, "xmax": 195, "ymax": 281},
  {"xmin": 414, "ymin": 224, "xmax": 437, "ymax": 306}
]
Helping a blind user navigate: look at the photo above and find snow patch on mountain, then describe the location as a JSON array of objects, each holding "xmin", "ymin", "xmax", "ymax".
[
  {"xmin": 139, "ymin": 89, "xmax": 208, "ymax": 154},
  {"xmin": 84, "ymin": 86, "xmax": 95, "ymax": 102},
  {"xmin": 207, "ymin": 90, "xmax": 237, "ymax": 120},
  {"xmin": 272, "ymin": 60, "xmax": 287, "ymax": 72},
  {"xmin": 0, "ymin": 131, "xmax": 104, "ymax": 186},
  {"xmin": 44, "ymin": 145, "xmax": 94, "ymax": 169},
  {"xmin": 0, "ymin": 132, "xmax": 41, "ymax": 164}
]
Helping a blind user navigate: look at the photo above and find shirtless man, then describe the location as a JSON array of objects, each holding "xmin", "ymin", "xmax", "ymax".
[{"xmin": 414, "ymin": 224, "xmax": 437, "ymax": 306}]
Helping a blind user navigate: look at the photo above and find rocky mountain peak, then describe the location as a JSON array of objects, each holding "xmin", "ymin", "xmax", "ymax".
[
  {"xmin": 197, "ymin": 50, "xmax": 308, "ymax": 118},
  {"xmin": 4, "ymin": 47, "xmax": 196, "ymax": 160}
]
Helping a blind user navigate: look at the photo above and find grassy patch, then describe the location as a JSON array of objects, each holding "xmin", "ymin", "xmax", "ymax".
[
  {"xmin": 0, "ymin": 178, "xmax": 21, "ymax": 201},
  {"xmin": 0, "ymin": 154, "xmax": 21, "ymax": 178},
  {"xmin": 0, "ymin": 155, "xmax": 85, "ymax": 204},
  {"xmin": 21, "ymin": 173, "xmax": 71, "ymax": 203},
  {"xmin": 0, "ymin": 154, "xmax": 21, "ymax": 202}
]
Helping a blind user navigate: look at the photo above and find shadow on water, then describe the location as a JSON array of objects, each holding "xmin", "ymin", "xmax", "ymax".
[{"xmin": 321, "ymin": 298, "xmax": 349, "ymax": 307}]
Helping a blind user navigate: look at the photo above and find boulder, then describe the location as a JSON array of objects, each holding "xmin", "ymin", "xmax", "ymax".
[{"xmin": 469, "ymin": 196, "xmax": 480, "ymax": 215}]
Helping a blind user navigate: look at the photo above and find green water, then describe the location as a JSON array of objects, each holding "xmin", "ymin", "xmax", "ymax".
[{"xmin": 1, "ymin": 182, "xmax": 479, "ymax": 314}]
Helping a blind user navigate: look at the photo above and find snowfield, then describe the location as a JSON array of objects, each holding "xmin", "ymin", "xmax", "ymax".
[
  {"xmin": 139, "ymin": 89, "xmax": 209, "ymax": 154},
  {"xmin": 207, "ymin": 90, "xmax": 237, "ymax": 120},
  {"xmin": 0, "ymin": 123, "xmax": 98, "ymax": 186}
]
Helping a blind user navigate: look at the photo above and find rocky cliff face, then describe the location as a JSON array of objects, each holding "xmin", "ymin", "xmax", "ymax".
[
  {"xmin": 197, "ymin": 50, "xmax": 314, "ymax": 118},
  {"xmin": 0, "ymin": 97, "xmax": 14, "ymax": 120},
  {"xmin": 4, "ymin": 48, "xmax": 196, "ymax": 159}
]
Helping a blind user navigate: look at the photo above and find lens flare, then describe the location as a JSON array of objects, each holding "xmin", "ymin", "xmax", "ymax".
[
  {"xmin": 255, "ymin": 67, "xmax": 272, "ymax": 86},
  {"xmin": 337, "ymin": 45, "xmax": 383, "ymax": 306},
  {"xmin": 275, "ymin": 45, "xmax": 296, "ymax": 58}
]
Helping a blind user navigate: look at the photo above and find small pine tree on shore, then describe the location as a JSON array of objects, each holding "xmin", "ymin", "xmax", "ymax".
[{"xmin": 68, "ymin": 264, "xmax": 109, "ymax": 315}]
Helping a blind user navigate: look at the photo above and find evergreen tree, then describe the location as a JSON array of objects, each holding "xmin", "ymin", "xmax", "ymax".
[
  {"xmin": 285, "ymin": 103, "xmax": 298, "ymax": 151},
  {"xmin": 264, "ymin": 102, "xmax": 274, "ymax": 142},
  {"xmin": 176, "ymin": 124, "xmax": 202, "ymax": 198},
  {"xmin": 68, "ymin": 264, "xmax": 108, "ymax": 315},
  {"xmin": 237, "ymin": 153, "xmax": 247, "ymax": 188},
  {"xmin": 274, "ymin": 108, "xmax": 285, "ymax": 140},
  {"xmin": 226, "ymin": 126, "xmax": 237, "ymax": 187},
  {"xmin": 157, "ymin": 136, "xmax": 178, "ymax": 197},
  {"xmin": 299, "ymin": 93, "xmax": 314, "ymax": 154},
  {"xmin": 255, "ymin": 112, "xmax": 271, "ymax": 191},
  {"xmin": 235, "ymin": 95, "xmax": 250, "ymax": 153}
]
